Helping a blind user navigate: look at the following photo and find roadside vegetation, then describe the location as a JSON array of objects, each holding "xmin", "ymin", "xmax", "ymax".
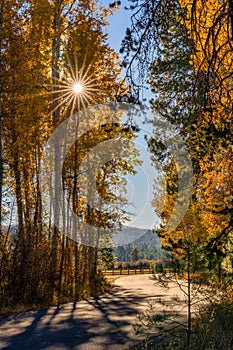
[
  {"xmin": 121, "ymin": 0, "xmax": 233, "ymax": 348},
  {"xmin": 132, "ymin": 292, "xmax": 233, "ymax": 350}
]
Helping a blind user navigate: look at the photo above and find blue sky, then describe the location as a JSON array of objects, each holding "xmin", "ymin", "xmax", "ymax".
[
  {"xmin": 100, "ymin": 3, "xmax": 162, "ymax": 230},
  {"xmin": 103, "ymin": 1, "xmax": 132, "ymax": 51}
]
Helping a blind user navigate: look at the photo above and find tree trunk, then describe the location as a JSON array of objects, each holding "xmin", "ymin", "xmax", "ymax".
[
  {"xmin": 58, "ymin": 233, "xmax": 65, "ymax": 303},
  {"xmin": 74, "ymin": 241, "xmax": 79, "ymax": 299},
  {"xmin": 187, "ymin": 245, "xmax": 191, "ymax": 348},
  {"xmin": 50, "ymin": 0, "xmax": 62, "ymax": 301},
  {"xmin": 0, "ymin": 0, "xmax": 6, "ymax": 239}
]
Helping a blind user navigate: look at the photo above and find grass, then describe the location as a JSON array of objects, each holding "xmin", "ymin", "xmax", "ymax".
[
  {"xmin": 0, "ymin": 303, "xmax": 48, "ymax": 317},
  {"xmin": 0, "ymin": 273, "xmax": 113, "ymax": 317},
  {"xmin": 131, "ymin": 294, "xmax": 233, "ymax": 350}
]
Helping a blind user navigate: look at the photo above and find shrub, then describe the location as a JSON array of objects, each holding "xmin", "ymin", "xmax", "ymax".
[
  {"xmin": 132, "ymin": 293, "xmax": 233, "ymax": 350},
  {"xmin": 114, "ymin": 260, "xmax": 157, "ymax": 269}
]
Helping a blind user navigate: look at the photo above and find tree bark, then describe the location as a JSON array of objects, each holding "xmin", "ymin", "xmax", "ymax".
[
  {"xmin": 0, "ymin": 0, "xmax": 6, "ymax": 239},
  {"xmin": 50, "ymin": 0, "xmax": 62, "ymax": 300}
]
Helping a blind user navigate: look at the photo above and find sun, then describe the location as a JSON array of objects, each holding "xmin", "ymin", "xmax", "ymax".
[
  {"xmin": 48, "ymin": 53, "xmax": 101, "ymax": 115},
  {"xmin": 73, "ymin": 82, "xmax": 83, "ymax": 94}
]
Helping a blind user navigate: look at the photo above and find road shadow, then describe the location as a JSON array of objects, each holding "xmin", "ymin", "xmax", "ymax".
[
  {"xmin": 0, "ymin": 277, "xmax": 191, "ymax": 350},
  {"xmin": 0, "ymin": 285, "xmax": 166, "ymax": 350}
]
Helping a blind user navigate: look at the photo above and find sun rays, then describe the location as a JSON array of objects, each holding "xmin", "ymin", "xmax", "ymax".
[{"xmin": 47, "ymin": 53, "xmax": 101, "ymax": 116}]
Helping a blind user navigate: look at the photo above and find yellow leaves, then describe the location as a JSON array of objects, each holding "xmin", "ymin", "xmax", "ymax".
[
  {"xmin": 198, "ymin": 151, "xmax": 233, "ymax": 237},
  {"xmin": 178, "ymin": 0, "xmax": 233, "ymax": 121},
  {"xmin": 156, "ymin": 160, "xmax": 207, "ymax": 251}
]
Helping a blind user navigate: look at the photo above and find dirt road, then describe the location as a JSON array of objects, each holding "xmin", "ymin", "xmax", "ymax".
[{"xmin": 0, "ymin": 275, "xmax": 189, "ymax": 350}]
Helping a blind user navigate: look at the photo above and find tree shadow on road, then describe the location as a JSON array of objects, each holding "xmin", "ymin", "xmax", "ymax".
[{"xmin": 0, "ymin": 285, "xmax": 169, "ymax": 350}]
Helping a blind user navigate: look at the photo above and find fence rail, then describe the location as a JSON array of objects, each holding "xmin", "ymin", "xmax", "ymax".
[
  {"xmin": 103, "ymin": 269, "xmax": 212, "ymax": 281},
  {"xmin": 103, "ymin": 268, "xmax": 154, "ymax": 276}
]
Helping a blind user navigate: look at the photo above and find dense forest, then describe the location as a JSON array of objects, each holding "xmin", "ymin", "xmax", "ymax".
[
  {"xmin": 120, "ymin": 0, "xmax": 233, "ymax": 348},
  {"xmin": 123, "ymin": 0, "xmax": 233, "ymax": 285},
  {"xmin": 0, "ymin": 3, "xmax": 232, "ymax": 347},
  {"xmin": 0, "ymin": 0, "xmax": 139, "ymax": 308},
  {"xmin": 114, "ymin": 228, "xmax": 162, "ymax": 262}
]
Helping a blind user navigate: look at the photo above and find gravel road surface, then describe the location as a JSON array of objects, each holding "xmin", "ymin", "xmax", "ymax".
[{"xmin": 0, "ymin": 275, "xmax": 189, "ymax": 350}]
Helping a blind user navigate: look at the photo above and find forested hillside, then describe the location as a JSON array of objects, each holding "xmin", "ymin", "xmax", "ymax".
[{"xmin": 114, "ymin": 228, "xmax": 162, "ymax": 261}]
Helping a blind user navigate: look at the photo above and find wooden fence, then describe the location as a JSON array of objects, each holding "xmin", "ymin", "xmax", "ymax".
[
  {"xmin": 103, "ymin": 268, "xmax": 153, "ymax": 276},
  {"xmin": 103, "ymin": 268, "xmax": 210, "ymax": 279}
]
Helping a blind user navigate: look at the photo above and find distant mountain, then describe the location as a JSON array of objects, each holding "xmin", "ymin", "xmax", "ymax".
[
  {"xmin": 112, "ymin": 226, "xmax": 150, "ymax": 246},
  {"xmin": 114, "ymin": 226, "xmax": 162, "ymax": 261},
  {"xmin": 130, "ymin": 229, "xmax": 160, "ymax": 246}
]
